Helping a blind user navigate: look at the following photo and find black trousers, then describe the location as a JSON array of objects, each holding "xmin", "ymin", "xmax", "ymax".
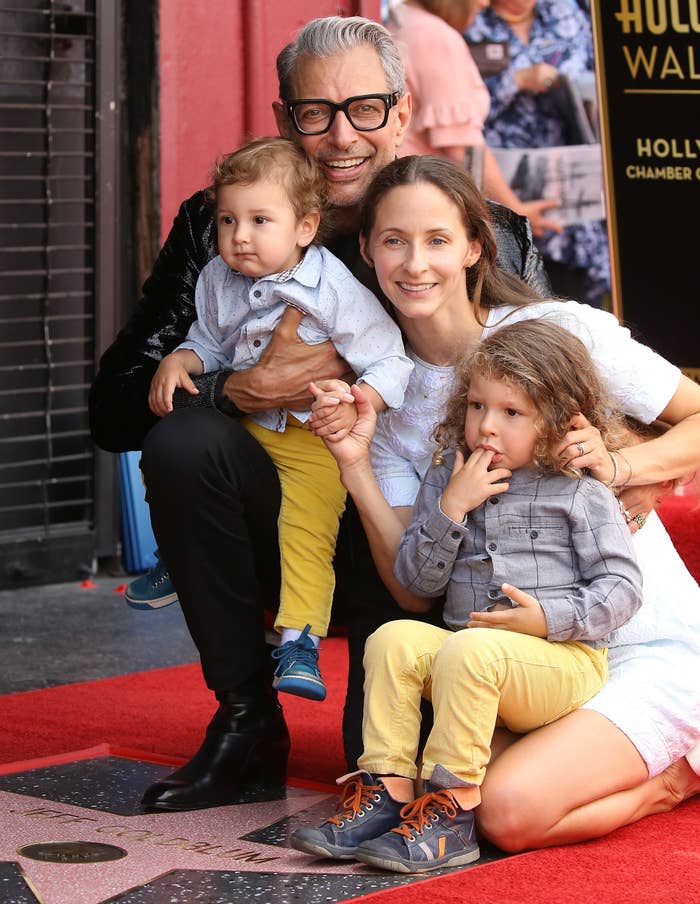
[{"xmin": 141, "ymin": 408, "xmax": 441, "ymax": 769}]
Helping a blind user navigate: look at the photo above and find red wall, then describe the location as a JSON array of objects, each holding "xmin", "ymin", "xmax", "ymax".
[{"xmin": 158, "ymin": 0, "xmax": 381, "ymax": 243}]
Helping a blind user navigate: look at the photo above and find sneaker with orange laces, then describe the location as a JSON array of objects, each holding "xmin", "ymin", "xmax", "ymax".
[
  {"xmin": 354, "ymin": 786, "xmax": 480, "ymax": 873},
  {"xmin": 289, "ymin": 770, "xmax": 404, "ymax": 860}
]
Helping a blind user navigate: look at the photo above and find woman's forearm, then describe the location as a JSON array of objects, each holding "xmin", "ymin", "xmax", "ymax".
[
  {"xmin": 340, "ymin": 459, "xmax": 433, "ymax": 613},
  {"xmin": 621, "ymin": 379, "xmax": 700, "ymax": 485}
]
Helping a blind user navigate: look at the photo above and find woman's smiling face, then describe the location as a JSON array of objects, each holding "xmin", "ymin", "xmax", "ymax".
[{"xmin": 361, "ymin": 181, "xmax": 481, "ymax": 322}]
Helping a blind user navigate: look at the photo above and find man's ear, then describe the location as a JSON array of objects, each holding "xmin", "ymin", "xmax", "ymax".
[
  {"xmin": 297, "ymin": 210, "xmax": 321, "ymax": 247},
  {"xmin": 393, "ymin": 92, "xmax": 412, "ymax": 150},
  {"xmin": 273, "ymin": 101, "xmax": 291, "ymax": 139},
  {"xmin": 359, "ymin": 233, "xmax": 374, "ymax": 268}
]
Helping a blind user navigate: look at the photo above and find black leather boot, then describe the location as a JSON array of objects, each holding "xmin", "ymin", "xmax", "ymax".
[{"xmin": 141, "ymin": 689, "xmax": 290, "ymax": 811}]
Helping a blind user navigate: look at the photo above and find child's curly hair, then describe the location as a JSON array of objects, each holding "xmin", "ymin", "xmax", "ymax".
[
  {"xmin": 433, "ymin": 319, "xmax": 627, "ymax": 474},
  {"xmin": 204, "ymin": 137, "xmax": 329, "ymax": 242}
]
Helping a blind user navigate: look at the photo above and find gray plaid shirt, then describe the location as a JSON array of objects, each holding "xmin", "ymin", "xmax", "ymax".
[{"xmin": 394, "ymin": 453, "xmax": 643, "ymax": 647}]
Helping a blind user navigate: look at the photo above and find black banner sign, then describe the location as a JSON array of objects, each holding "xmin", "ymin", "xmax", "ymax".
[{"xmin": 591, "ymin": 0, "xmax": 699, "ymax": 375}]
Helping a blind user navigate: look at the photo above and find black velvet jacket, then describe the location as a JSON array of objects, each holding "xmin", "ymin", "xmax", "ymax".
[{"xmin": 89, "ymin": 190, "xmax": 549, "ymax": 452}]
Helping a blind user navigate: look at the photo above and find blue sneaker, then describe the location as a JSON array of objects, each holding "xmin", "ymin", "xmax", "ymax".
[
  {"xmin": 271, "ymin": 624, "xmax": 326, "ymax": 701},
  {"xmin": 354, "ymin": 787, "xmax": 480, "ymax": 873},
  {"xmin": 125, "ymin": 554, "xmax": 178, "ymax": 610},
  {"xmin": 290, "ymin": 771, "xmax": 404, "ymax": 860}
]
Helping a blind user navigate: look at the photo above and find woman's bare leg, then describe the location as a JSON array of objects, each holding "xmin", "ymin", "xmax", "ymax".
[{"xmin": 477, "ymin": 709, "xmax": 651, "ymax": 851}]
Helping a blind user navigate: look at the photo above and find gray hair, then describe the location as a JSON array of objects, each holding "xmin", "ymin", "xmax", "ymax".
[{"xmin": 276, "ymin": 16, "xmax": 406, "ymax": 99}]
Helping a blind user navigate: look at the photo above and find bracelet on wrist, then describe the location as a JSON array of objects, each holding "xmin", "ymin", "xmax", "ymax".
[
  {"xmin": 604, "ymin": 450, "xmax": 618, "ymax": 488},
  {"xmin": 615, "ymin": 449, "xmax": 633, "ymax": 490}
]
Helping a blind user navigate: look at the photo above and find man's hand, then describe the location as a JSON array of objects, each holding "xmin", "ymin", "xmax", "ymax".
[
  {"xmin": 149, "ymin": 354, "xmax": 199, "ymax": 416},
  {"xmin": 440, "ymin": 448, "xmax": 511, "ymax": 523},
  {"xmin": 221, "ymin": 307, "xmax": 350, "ymax": 413},
  {"xmin": 468, "ymin": 584, "xmax": 548, "ymax": 638},
  {"xmin": 309, "ymin": 379, "xmax": 357, "ymax": 441}
]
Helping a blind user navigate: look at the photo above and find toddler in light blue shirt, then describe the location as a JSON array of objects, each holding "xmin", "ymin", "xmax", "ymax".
[{"xmin": 149, "ymin": 138, "xmax": 412, "ymax": 702}]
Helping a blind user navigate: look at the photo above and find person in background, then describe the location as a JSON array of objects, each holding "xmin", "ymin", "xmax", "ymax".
[
  {"xmin": 466, "ymin": 0, "xmax": 610, "ymax": 306},
  {"xmin": 148, "ymin": 137, "xmax": 412, "ymax": 703},
  {"xmin": 386, "ymin": 0, "xmax": 561, "ymax": 237}
]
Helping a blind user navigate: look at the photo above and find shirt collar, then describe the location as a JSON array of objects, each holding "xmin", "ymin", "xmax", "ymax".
[{"xmin": 234, "ymin": 244, "xmax": 323, "ymax": 289}]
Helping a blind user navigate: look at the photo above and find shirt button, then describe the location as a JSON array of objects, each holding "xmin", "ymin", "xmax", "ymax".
[
  {"xmin": 437, "ymin": 562, "xmax": 445, "ymax": 570},
  {"xmin": 489, "ymin": 497, "xmax": 499, "ymax": 504},
  {"xmin": 253, "ymin": 290, "xmax": 262, "ymax": 298},
  {"xmin": 451, "ymin": 531, "xmax": 460, "ymax": 539},
  {"xmin": 488, "ymin": 543, "xmax": 497, "ymax": 552},
  {"xmin": 530, "ymin": 530, "xmax": 539, "ymax": 539},
  {"xmin": 253, "ymin": 339, "xmax": 261, "ymax": 348},
  {"xmin": 488, "ymin": 589, "xmax": 499, "ymax": 599}
]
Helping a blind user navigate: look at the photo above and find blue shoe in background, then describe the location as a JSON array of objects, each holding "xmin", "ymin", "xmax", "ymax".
[
  {"xmin": 125, "ymin": 553, "xmax": 178, "ymax": 610},
  {"xmin": 271, "ymin": 624, "xmax": 326, "ymax": 701}
]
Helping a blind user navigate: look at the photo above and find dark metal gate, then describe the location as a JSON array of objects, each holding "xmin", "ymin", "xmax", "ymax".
[{"xmin": 0, "ymin": 0, "xmax": 119, "ymax": 587}]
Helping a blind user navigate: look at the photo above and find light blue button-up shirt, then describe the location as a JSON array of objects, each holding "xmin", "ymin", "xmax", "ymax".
[{"xmin": 177, "ymin": 244, "xmax": 413, "ymax": 432}]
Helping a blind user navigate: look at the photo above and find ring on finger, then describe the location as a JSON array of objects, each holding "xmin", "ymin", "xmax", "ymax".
[
  {"xmin": 633, "ymin": 513, "xmax": 647, "ymax": 529},
  {"xmin": 576, "ymin": 441, "xmax": 585, "ymax": 456}
]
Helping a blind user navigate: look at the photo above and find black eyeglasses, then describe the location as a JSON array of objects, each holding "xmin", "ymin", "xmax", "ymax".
[{"xmin": 283, "ymin": 92, "xmax": 400, "ymax": 136}]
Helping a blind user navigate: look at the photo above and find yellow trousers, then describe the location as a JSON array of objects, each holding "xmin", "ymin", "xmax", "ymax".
[
  {"xmin": 359, "ymin": 620, "xmax": 607, "ymax": 788},
  {"xmin": 242, "ymin": 416, "xmax": 346, "ymax": 637}
]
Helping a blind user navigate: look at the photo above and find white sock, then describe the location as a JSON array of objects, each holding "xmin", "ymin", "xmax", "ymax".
[{"xmin": 280, "ymin": 627, "xmax": 320, "ymax": 648}]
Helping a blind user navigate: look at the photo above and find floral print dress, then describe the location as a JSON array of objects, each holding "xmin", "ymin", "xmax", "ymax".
[{"xmin": 466, "ymin": 0, "xmax": 610, "ymax": 306}]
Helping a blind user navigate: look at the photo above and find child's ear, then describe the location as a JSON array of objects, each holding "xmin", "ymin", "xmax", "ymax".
[
  {"xmin": 359, "ymin": 234, "xmax": 374, "ymax": 268},
  {"xmin": 297, "ymin": 210, "xmax": 321, "ymax": 247}
]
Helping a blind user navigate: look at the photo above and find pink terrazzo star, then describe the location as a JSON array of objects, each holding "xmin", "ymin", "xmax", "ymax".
[{"xmin": 2, "ymin": 786, "xmax": 367, "ymax": 904}]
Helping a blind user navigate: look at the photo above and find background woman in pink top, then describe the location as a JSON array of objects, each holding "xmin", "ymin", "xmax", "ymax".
[{"xmin": 387, "ymin": 0, "xmax": 560, "ymax": 237}]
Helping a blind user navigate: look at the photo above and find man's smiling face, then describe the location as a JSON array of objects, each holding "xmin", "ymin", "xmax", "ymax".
[{"xmin": 276, "ymin": 44, "xmax": 410, "ymax": 210}]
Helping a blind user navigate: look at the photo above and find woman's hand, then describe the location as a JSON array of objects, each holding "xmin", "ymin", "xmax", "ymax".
[
  {"xmin": 617, "ymin": 481, "xmax": 675, "ymax": 534},
  {"xmin": 557, "ymin": 413, "xmax": 614, "ymax": 483},
  {"xmin": 316, "ymin": 383, "xmax": 378, "ymax": 473},
  {"xmin": 309, "ymin": 379, "xmax": 357, "ymax": 441},
  {"xmin": 516, "ymin": 199, "xmax": 563, "ymax": 237},
  {"xmin": 514, "ymin": 62, "xmax": 559, "ymax": 94}
]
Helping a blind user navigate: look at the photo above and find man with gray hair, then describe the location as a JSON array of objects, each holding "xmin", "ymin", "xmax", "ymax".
[{"xmin": 90, "ymin": 16, "xmax": 548, "ymax": 813}]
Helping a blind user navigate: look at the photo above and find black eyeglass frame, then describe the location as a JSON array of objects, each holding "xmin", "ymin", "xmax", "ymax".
[{"xmin": 283, "ymin": 92, "xmax": 401, "ymax": 136}]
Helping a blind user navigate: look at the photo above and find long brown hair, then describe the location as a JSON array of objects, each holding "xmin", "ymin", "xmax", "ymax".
[
  {"xmin": 434, "ymin": 319, "xmax": 627, "ymax": 474},
  {"xmin": 359, "ymin": 155, "xmax": 544, "ymax": 323}
]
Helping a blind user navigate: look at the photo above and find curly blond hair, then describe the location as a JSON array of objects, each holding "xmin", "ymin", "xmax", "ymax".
[{"xmin": 433, "ymin": 319, "xmax": 627, "ymax": 474}]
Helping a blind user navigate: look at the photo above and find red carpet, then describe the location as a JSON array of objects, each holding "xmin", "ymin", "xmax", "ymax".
[
  {"xmin": 0, "ymin": 637, "xmax": 348, "ymax": 783},
  {"xmin": 1, "ymin": 495, "xmax": 697, "ymax": 901},
  {"xmin": 356, "ymin": 799, "xmax": 700, "ymax": 904}
]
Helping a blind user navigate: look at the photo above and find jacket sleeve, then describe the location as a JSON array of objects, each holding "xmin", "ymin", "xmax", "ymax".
[
  {"xmin": 88, "ymin": 191, "xmax": 218, "ymax": 452},
  {"xmin": 394, "ymin": 455, "xmax": 467, "ymax": 597},
  {"xmin": 540, "ymin": 480, "xmax": 644, "ymax": 646},
  {"xmin": 486, "ymin": 200, "xmax": 551, "ymax": 296}
]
